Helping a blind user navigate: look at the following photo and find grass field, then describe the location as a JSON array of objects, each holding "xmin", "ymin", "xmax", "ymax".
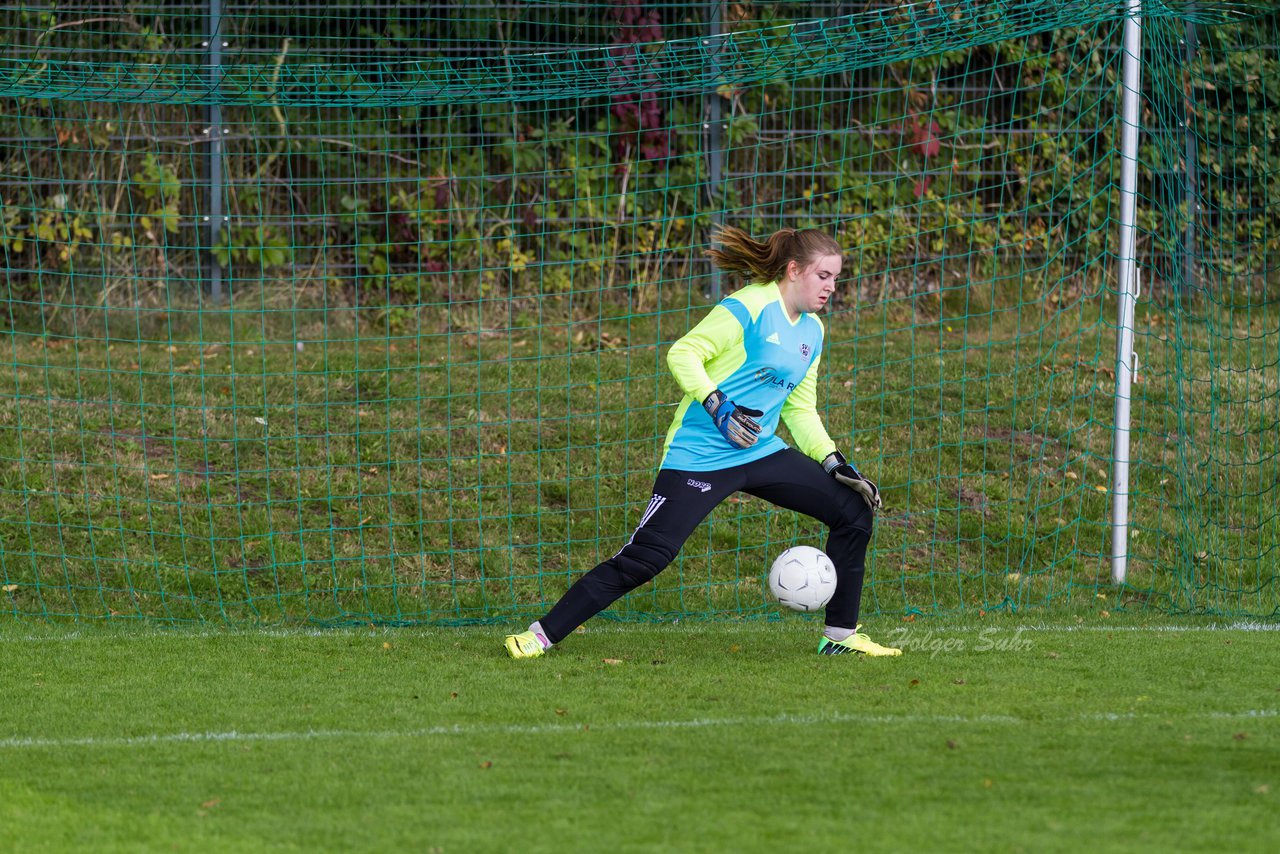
[
  {"xmin": 2, "ymin": 283, "xmax": 1277, "ymax": 851},
  {"xmin": 1, "ymin": 615, "xmax": 1276, "ymax": 852},
  {"xmin": 4, "ymin": 285, "xmax": 1278, "ymax": 624}
]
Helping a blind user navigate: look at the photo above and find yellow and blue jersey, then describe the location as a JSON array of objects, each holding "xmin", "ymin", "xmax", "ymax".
[{"xmin": 662, "ymin": 281, "xmax": 837, "ymax": 472}]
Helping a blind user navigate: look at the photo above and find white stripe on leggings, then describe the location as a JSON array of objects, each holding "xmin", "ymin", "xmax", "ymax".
[{"xmin": 614, "ymin": 493, "xmax": 667, "ymax": 556}]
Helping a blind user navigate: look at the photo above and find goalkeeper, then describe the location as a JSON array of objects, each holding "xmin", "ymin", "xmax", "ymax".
[{"xmin": 505, "ymin": 225, "xmax": 900, "ymax": 658}]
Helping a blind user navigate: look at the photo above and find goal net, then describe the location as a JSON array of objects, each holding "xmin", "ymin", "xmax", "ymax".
[{"xmin": 1, "ymin": 1, "xmax": 1277, "ymax": 623}]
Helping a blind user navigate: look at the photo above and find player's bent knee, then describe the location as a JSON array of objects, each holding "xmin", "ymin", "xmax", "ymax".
[
  {"xmin": 615, "ymin": 530, "xmax": 678, "ymax": 587},
  {"xmin": 834, "ymin": 494, "xmax": 873, "ymax": 535},
  {"xmin": 616, "ymin": 544, "xmax": 675, "ymax": 587}
]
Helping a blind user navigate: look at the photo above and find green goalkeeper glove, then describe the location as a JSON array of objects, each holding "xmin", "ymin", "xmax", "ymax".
[
  {"xmin": 703, "ymin": 389, "xmax": 763, "ymax": 449},
  {"xmin": 822, "ymin": 451, "xmax": 882, "ymax": 509}
]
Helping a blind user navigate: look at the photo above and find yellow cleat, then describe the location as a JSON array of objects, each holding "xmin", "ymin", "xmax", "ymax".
[
  {"xmin": 818, "ymin": 624, "xmax": 902, "ymax": 657},
  {"xmin": 504, "ymin": 630, "xmax": 547, "ymax": 659}
]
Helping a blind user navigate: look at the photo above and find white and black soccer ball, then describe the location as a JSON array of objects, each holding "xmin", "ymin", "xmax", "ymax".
[{"xmin": 768, "ymin": 545, "xmax": 837, "ymax": 612}]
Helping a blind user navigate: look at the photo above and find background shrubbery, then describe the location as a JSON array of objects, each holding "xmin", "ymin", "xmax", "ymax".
[{"xmin": 1, "ymin": 3, "xmax": 1276, "ymax": 332}]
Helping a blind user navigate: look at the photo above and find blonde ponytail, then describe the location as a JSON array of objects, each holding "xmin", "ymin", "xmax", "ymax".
[{"xmin": 706, "ymin": 225, "xmax": 841, "ymax": 284}]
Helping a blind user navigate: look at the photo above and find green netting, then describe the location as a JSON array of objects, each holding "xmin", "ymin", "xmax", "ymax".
[{"xmin": 1, "ymin": 1, "xmax": 1277, "ymax": 625}]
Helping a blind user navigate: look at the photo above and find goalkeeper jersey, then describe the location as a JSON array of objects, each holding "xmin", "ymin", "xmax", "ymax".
[{"xmin": 661, "ymin": 281, "xmax": 837, "ymax": 472}]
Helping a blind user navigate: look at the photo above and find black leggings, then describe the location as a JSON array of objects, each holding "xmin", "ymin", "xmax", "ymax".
[{"xmin": 539, "ymin": 448, "xmax": 874, "ymax": 644}]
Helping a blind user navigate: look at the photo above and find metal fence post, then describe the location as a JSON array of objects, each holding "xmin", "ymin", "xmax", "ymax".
[
  {"xmin": 1111, "ymin": 1, "xmax": 1143, "ymax": 585},
  {"xmin": 204, "ymin": 0, "xmax": 225, "ymax": 301},
  {"xmin": 1183, "ymin": 18, "xmax": 1198, "ymax": 293},
  {"xmin": 705, "ymin": 1, "xmax": 724, "ymax": 301}
]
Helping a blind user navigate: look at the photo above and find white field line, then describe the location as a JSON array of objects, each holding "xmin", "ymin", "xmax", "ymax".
[
  {"xmin": 2, "ymin": 621, "xmax": 1277, "ymax": 642},
  {"xmin": 1, "ymin": 709, "xmax": 1275, "ymax": 752}
]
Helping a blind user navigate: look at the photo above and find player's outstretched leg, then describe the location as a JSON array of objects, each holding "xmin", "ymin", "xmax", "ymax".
[
  {"xmin": 817, "ymin": 624, "xmax": 901, "ymax": 656},
  {"xmin": 504, "ymin": 470, "xmax": 731, "ymax": 659}
]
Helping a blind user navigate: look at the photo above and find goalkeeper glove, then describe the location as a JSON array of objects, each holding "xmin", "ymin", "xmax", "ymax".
[
  {"xmin": 703, "ymin": 389, "xmax": 763, "ymax": 449},
  {"xmin": 822, "ymin": 451, "xmax": 882, "ymax": 509}
]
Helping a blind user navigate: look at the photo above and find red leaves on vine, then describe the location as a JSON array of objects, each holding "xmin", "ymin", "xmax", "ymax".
[
  {"xmin": 614, "ymin": 0, "xmax": 662, "ymax": 43},
  {"xmin": 901, "ymin": 113, "xmax": 942, "ymax": 199},
  {"xmin": 608, "ymin": 0, "xmax": 670, "ymax": 163},
  {"xmin": 905, "ymin": 115, "xmax": 943, "ymax": 159}
]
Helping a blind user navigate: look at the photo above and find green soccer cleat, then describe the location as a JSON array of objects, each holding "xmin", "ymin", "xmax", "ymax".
[
  {"xmin": 818, "ymin": 624, "xmax": 902, "ymax": 657},
  {"xmin": 504, "ymin": 630, "xmax": 548, "ymax": 659}
]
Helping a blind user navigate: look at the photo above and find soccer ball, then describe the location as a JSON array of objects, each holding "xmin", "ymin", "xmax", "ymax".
[{"xmin": 768, "ymin": 546, "xmax": 837, "ymax": 612}]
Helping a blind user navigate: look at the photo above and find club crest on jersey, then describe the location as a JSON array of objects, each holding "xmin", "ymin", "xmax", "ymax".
[{"xmin": 799, "ymin": 343, "xmax": 811, "ymax": 359}]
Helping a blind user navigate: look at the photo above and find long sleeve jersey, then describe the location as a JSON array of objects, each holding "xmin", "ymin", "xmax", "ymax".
[{"xmin": 661, "ymin": 281, "xmax": 837, "ymax": 472}]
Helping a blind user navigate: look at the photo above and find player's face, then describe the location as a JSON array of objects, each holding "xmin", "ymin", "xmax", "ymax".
[{"xmin": 786, "ymin": 254, "xmax": 843, "ymax": 315}]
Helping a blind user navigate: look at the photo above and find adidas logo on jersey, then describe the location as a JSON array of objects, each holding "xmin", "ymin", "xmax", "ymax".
[{"xmin": 766, "ymin": 332, "xmax": 781, "ymax": 344}]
